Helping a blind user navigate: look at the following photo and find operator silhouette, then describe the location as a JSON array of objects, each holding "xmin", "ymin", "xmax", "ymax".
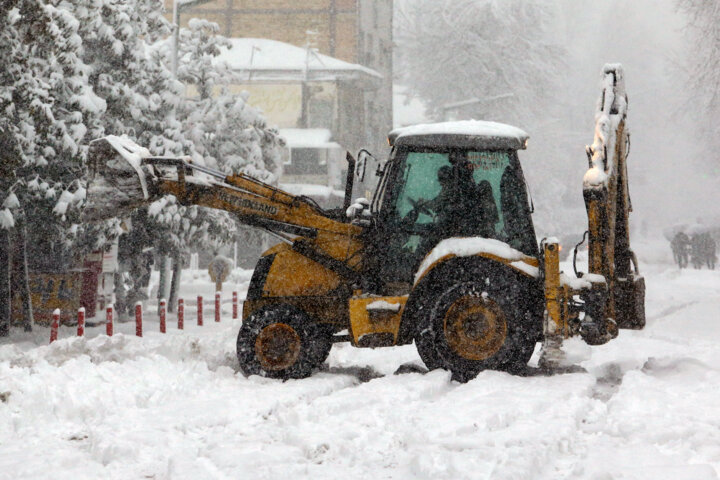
[{"xmin": 429, "ymin": 164, "xmax": 498, "ymax": 239}]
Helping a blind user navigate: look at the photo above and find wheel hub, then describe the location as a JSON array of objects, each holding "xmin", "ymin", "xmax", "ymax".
[
  {"xmin": 444, "ymin": 295, "xmax": 507, "ymax": 361},
  {"xmin": 255, "ymin": 323, "xmax": 301, "ymax": 371}
]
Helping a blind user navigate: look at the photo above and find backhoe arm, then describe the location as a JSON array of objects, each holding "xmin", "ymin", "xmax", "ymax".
[
  {"xmin": 541, "ymin": 65, "xmax": 645, "ymax": 354},
  {"xmin": 582, "ymin": 64, "xmax": 645, "ymax": 333}
]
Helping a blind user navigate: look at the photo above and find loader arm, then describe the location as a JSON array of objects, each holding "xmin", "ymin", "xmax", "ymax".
[
  {"xmin": 85, "ymin": 136, "xmax": 365, "ymax": 277},
  {"xmin": 154, "ymin": 167, "xmax": 360, "ymax": 239}
]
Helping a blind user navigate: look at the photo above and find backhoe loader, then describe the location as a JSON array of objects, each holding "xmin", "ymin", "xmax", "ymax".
[{"xmin": 85, "ymin": 64, "xmax": 645, "ymax": 381}]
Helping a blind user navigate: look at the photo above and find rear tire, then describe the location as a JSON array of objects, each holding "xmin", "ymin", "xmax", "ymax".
[
  {"xmin": 413, "ymin": 262, "xmax": 538, "ymax": 381},
  {"xmin": 237, "ymin": 304, "xmax": 331, "ymax": 379}
]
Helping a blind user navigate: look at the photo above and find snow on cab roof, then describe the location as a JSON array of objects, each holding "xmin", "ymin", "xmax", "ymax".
[{"xmin": 388, "ymin": 120, "xmax": 529, "ymax": 150}]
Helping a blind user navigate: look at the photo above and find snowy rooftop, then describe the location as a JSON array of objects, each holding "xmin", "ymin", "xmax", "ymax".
[
  {"xmin": 216, "ymin": 38, "xmax": 382, "ymax": 87},
  {"xmin": 278, "ymin": 128, "xmax": 340, "ymax": 149},
  {"xmin": 389, "ymin": 120, "xmax": 529, "ymax": 150}
]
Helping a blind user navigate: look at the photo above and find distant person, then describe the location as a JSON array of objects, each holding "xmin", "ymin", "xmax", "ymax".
[
  {"xmin": 670, "ymin": 231, "xmax": 689, "ymax": 269},
  {"xmin": 690, "ymin": 233, "xmax": 705, "ymax": 269},
  {"xmin": 700, "ymin": 232, "xmax": 716, "ymax": 270}
]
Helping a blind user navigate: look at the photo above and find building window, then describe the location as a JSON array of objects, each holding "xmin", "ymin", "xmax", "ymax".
[{"xmin": 285, "ymin": 148, "xmax": 329, "ymax": 175}]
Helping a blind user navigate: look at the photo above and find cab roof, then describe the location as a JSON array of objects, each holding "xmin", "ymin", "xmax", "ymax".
[{"xmin": 388, "ymin": 120, "xmax": 529, "ymax": 151}]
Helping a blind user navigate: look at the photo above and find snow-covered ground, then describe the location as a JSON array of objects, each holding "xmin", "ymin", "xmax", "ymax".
[{"xmin": 2, "ymin": 238, "xmax": 720, "ymax": 479}]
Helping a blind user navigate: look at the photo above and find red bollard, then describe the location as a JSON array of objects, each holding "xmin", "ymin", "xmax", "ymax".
[
  {"xmin": 178, "ymin": 298, "xmax": 184, "ymax": 330},
  {"xmin": 50, "ymin": 309, "xmax": 60, "ymax": 343},
  {"xmin": 106, "ymin": 305, "xmax": 113, "ymax": 336},
  {"xmin": 159, "ymin": 298, "xmax": 167, "ymax": 333},
  {"xmin": 215, "ymin": 292, "xmax": 221, "ymax": 323},
  {"xmin": 232, "ymin": 291, "xmax": 238, "ymax": 320},
  {"xmin": 197, "ymin": 296, "xmax": 203, "ymax": 326},
  {"xmin": 77, "ymin": 307, "xmax": 85, "ymax": 337},
  {"xmin": 135, "ymin": 302, "xmax": 143, "ymax": 337}
]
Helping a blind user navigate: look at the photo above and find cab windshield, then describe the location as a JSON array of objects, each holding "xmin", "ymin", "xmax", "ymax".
[{"xmin": 383, "ymin": 148, "xmax": 537, "ymax": 265}]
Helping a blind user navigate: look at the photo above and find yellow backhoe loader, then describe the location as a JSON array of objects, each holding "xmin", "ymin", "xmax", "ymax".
[{"xmin": 85, "ymin": 64, "xmax": 644, "ymax": 381}]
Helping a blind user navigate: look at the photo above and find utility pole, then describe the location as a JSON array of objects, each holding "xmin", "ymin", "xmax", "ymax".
[
  {"xmin": 167, "ymin": 0, "xmax": 213, "ymax": 312},
  {"xmin": 172, "ymin": 0, "xmax": 213, "ymax": 77}
]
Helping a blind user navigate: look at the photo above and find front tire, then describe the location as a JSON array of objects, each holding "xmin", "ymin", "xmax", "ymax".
[
  {"xmin": 237, "ymin": 304, "xmax": 331, "ymax": 379},
  {"xmin": 413, "ymin": 261, "xmax": 539, "ymax": 381}
]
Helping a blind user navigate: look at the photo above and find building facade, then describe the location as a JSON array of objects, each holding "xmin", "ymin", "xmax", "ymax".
[{"xmin": 164, "ymin": 0, "xmax": 393, "ymax": 161}]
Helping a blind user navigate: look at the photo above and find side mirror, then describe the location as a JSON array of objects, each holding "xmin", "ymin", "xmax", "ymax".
[
  {"xmin": 345, "ymin": 149, "xmax": 378, "ymax": 219},
  {"xmin": 375, "ymin": 159, "xmax": 387, "ymax": 177}
]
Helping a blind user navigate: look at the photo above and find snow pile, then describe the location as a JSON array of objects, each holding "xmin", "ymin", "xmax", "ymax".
[
  {"xmin": 2, "ymin": 193, "xmax": 19, "ymax": 209},
  {"xmin": 509, "ymin": 260, "xmax": 539, "ymax": 278},
  {"xmin": 583, "ymin": 64, "xmax": 627, "ymax": 190},
  {"xmin": 415, "ymin": 237, "xmax": 532, "ymax": 284},
  {"xmin": 560, "ymin": 272, "xmax": 606, "ymax": 290},
  {"xmin": 53, "ymin": 187, "xmax": 85, "ymax": 218},
  {"xmin": 345, "ymin": 197, "xmax": 371, "ymax": 219},
  {"xmin": 52, "ymin": 191, "xmax": 73, "ymax": 216},
  {"xmin": 102, "ymin": 135, "xmax": 151, "ymax": 170},
  {"xmin": 1, "ymin": 193, "xmax": 19, "ymax": 228},
  {"xmin": 0, "ymin": 209, "xmax": 14, "ymax": 229}
]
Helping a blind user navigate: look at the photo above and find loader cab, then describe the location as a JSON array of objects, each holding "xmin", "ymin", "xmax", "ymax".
[{"xmin": 369, "ymin": 121, "xmax": 538, "ymax": 286}]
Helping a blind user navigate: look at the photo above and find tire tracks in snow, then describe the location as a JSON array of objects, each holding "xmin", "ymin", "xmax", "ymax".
[
  {"xmin": 589, "ymin": 363, "xmax": 625, "ymax": 402},
  {"xmin": 647, "ymin": 300, "xmax": 698, "ymax": 322},
  {"xmin": 537, "ymin": 362, "xmax": 632, "ymax": 478}
]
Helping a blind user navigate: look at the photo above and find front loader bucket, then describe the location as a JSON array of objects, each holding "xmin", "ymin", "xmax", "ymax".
[{"xmin": 83, "ymin": 136, "xmax": 157, "ymax": 222}]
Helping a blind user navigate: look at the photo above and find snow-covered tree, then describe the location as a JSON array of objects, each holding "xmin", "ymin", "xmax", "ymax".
[
  {"xmin": 121, "ymin": 18, "xmax": 285, "ymax": 262},
  {"xmin": 0, "ymin": 0, "xmax": 108, "ymax": 330},
  {"xmin": 72, "ymin": 0, "xmax": 186, "ymax": 154},
  {"xmin": 1, "ymin": 2, "xmax": 285, "ymax": 322},
  {"xmin": 175, "ymin": 18, "xmax": 284, "ymax": 181},
  {"xmin": 159, "ymin": 19, "xmax": 285, "ymax": 254},
  {"xmin": 1, "ymin": 0, "xmax": 104, "ymax": 273},
  {"xmin": 112, "ymin": 18, "xmax": 285, "ymax": 311},
  {"xmin": 395, "ymin": 0, "xmax": 579, "ymax": 234},
  {"xmin": 395, "ymin": 0, "xmax": 566, "ymax": 126}
]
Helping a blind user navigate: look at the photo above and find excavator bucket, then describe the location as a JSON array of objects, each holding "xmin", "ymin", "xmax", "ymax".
[{"xmin": 83, "ymin": 136, "xmax": 157, "ymax": 222}]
